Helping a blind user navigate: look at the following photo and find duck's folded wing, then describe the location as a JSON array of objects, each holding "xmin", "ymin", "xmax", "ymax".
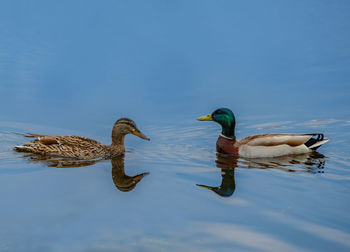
[
  {"xmin": 58, "ymin": 136, "xmax": 102, "ymax": 146},
  {"xmin": 25, "ymin": 133, "xmax": 101, "ymax": 146},
  {"xmin": 238, "ymin": 134, "xmax": 314, "ymax": 147},
  {"xmin": 26, "ymin": 133, "xmax": 60, "ymax": 145}
]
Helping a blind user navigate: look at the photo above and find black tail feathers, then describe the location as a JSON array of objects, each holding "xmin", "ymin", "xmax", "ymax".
[{"xmin": 304, "ymin": 133, "xmax": 325, "ymax": 150}]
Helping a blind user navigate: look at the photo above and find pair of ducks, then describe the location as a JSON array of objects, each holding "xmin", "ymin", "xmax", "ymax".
[{"xmin": 14, "ymin": 108, "xmax": 329, "ymax": 159}]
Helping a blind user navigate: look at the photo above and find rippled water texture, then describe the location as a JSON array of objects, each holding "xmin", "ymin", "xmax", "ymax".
[{"xmin": 1, "ymin": 1, "xmax": 350, "ymax": 251}]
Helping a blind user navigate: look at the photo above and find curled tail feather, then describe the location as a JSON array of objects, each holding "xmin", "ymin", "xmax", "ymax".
[{"xmin": 304, "ymin": 134, "xmax": 329, "ymax": 150}]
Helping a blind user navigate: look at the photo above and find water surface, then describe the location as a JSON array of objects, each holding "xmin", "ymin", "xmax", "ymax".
[{"xmin": 1, "ymin": 1, "xmax": 350, "ymax": 251}]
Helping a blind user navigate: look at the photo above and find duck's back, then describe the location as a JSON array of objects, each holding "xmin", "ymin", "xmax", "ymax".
[{"xmin": 236, "ymin": 133, "xmax": 326, "ymax": 158}]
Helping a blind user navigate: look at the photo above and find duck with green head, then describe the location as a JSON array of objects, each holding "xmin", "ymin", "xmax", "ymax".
[{"xmin": 197, "ymin": 108, "xmax": 329, "ymax": 158}]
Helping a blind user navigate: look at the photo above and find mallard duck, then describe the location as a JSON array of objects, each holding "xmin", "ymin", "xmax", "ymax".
[
  {"xmin": 197, "ymin": 108, "xmax": 329, "ymax": 158},
  {"xmin": 14, "ymin": 118, "xmax": 150, "ymax": 159}
]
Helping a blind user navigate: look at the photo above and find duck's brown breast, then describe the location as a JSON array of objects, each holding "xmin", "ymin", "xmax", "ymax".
[{"xmin": 216, "ymin": 135, "xmax": 238, "ymax": 156}]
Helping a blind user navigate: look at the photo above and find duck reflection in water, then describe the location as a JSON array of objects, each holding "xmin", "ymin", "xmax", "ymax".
[
  {"xmin": 197, "ymin": 154, "xmax": 237, "ymax": 197},
  {"xmin": 197, "ymin": 152, "xmax": 325, "ymax": 197},
  {"xmin": 20, "ymin": 153, "xmax": 149, "ymax": 192},
  {"xmin": 111, "ymin": 156, "xmax": 149, "ymax": 192}
]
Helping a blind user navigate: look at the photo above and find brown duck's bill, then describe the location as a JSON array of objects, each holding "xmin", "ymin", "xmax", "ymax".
[
  {"xmin": 197, "ymin": 114, "xmax": 213, "ymax": 121},
  {"xmin": 132, "ymin": 131, "xmax": 150, "ymax": 141}
]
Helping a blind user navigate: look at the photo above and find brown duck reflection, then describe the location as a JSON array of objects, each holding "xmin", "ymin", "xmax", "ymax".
[
  {"xmin": 111, "ymin": 156, "xmax": 149, "ymax": 192},
  {"xmin": 197, "ymin": 152, "xmax": 325, "ymax": 197},
  {"xmin": 20, "ymin": 153, "xmax": 148, "ymax": 192}
]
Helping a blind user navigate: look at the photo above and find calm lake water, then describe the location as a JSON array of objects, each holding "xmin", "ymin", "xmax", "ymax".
[{"xmin": 1, "ymin": 1, "xmax": 350, "ymax": 251}]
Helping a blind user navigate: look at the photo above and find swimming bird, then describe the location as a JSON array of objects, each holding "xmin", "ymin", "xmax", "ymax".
[
  {"xmin": 13, "ymin": 118, "xmax": 150, "ymax": 159},
  {"xmin": 197, "ymin": 108, "xmax": 328, "ymax": 158}
]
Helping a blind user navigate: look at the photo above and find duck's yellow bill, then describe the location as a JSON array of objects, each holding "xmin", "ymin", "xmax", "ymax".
[{"xmin": 197, "ymin": 114, "xmax": 213, "ymax": 121}]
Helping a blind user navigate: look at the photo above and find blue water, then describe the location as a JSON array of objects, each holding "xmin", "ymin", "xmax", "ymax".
[{"xmin": 1, "ymin": 1, "xmax": 350, "ymax": 251}]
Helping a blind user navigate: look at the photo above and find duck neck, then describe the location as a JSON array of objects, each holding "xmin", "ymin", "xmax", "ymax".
[
  {"xmin": 111, "ymin": 127, "xmax": 126, "ymax": 151},
  {"xmin": 112, "ymin": 134, "xmax": 125, "ymax": 146},
  {"xmin": 221, "ymin": 125, "xmax": 236, "ymax": 139}
]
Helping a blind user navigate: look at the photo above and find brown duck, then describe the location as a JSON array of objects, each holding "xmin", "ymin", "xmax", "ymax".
[{"xmin": 13, "ymin": 118, "xmax": 150, "ymax": 159}]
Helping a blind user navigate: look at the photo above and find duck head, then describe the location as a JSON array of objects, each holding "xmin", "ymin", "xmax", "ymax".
[
  {"xmin": 197, "ymin": 108, "xmax": 236, "ymax": 138},
  {"xmin": 112, "ymin": 118, "xmax": 150, "ymax": 145}
]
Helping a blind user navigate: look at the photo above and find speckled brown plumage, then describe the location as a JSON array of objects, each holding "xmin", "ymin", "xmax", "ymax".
[{"xmin": 14, "ymin": 118, "xmax": 149, "ymax": 160}]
